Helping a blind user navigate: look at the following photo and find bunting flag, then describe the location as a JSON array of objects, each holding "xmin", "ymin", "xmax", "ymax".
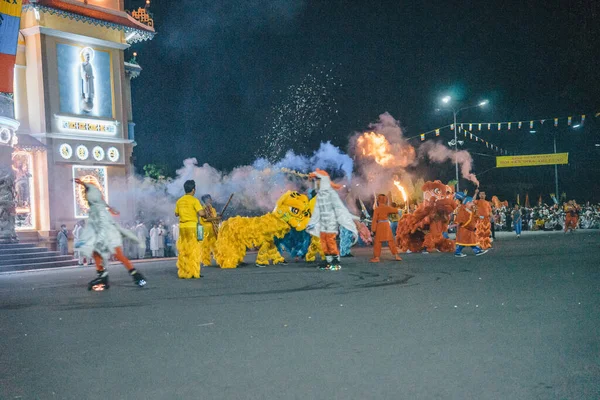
[
  {"xmin": 435, "ymin": 129, "xmax": 440, "ymax": 136},
  {"xmin": 525, "ymin": 193, "xmax": 530, "ymax": 208},
  {"xmin": 420, "ymin": 134, "xmax": 425, "ymax": 141},
  {"xmin": 538, "ymin": 194, "xmax": 542, "ymax": 206},
  {"xmin": 469, "ymin": 124, "xmax": 472, "ymax": 130},
  {"xmin": 0, "ymin": 0, "xmax": 23, "ymax": 93},
  {"xmin": 462, "ymin": 113, "xmax": 588, "ymax": 132},
  {"xmin": 470, "ymin": 133, "xmax": 473, "ymax": 139},
  {"xmin": 450, "ymin": 124, "xmax": 454, "ymax": 130},
  {"xmin": 460, "ymin": 123, "xmax": 464, "ymax": 129},
  {"xmin": 517, "ymin": 194, "xmax": 520, "ymax": 205}
]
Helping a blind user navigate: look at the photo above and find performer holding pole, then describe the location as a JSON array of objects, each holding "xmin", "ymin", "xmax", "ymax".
[{"xmin": 199, "ymin": 194, "xmax": 222, "ymax": 268}]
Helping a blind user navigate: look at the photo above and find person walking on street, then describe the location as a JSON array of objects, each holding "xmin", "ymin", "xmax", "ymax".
[{"xmin": 512, "ymin": 204, "xmax": 522, "ymax": 238}]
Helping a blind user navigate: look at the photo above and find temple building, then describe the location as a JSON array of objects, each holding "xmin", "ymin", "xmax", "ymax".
[{"xmin": 4, "ymin": 0, "xmax": 154, "ymax": 247}]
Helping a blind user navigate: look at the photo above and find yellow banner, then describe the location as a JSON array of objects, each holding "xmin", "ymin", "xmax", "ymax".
[
  {"xmin": 496, "ymin": 153, "xmax": 569, "ymax": 168},
  {"xmin": 0, "ymin": 0, "xmax": 23, "ymax": 18}
]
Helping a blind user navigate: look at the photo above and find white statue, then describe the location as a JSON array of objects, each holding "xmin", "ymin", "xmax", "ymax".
[{"xmin": 80, "ymin": 47, "xmax": 95, "ymax": 113}]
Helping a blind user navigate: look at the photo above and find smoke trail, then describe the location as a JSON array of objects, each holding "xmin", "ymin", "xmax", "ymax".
[{"xmin": 418, "ymin": 141, "xmax": 480, "ymax": 186}]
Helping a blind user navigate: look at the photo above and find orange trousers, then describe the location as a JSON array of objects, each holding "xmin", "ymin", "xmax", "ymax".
[
  {"xmin": 564, "ymin": 215, "xmax": 578, "ymax": 231},
  {"xmin": 319, "ymin": 232, "xmax": 339, "ymax": 255},
  {"xmin": 93, "ymin": 247, "xmax": 134, "ymax": 272},
  {"xmin": 373, "ymin": 240, "xmax": 398, "ymax": 258}
]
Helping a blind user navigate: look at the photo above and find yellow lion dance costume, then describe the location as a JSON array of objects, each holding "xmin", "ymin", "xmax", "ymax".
[{"xmin": 215, "ymin": 191, "xmax": 315, "ymax": 269}]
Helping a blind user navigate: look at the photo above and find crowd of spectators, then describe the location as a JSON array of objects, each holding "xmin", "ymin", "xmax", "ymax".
[{"xmin": 492, "ymin": 202, "xmax": 600, "ymax": 232}]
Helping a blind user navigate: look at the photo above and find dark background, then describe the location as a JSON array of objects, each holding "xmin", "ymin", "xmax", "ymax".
[{"xmin": 124, "ymin": 0, "xmax": 600, "ymax": 202}]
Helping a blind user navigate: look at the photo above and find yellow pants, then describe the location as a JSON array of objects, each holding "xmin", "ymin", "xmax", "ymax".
[
  {"xmin": 176, "ymin": 227, "xmax": 201, "ymax": 279},
  {"xmin": 200, "ymin": 231, "xmax": 217, "ymax": 266}
]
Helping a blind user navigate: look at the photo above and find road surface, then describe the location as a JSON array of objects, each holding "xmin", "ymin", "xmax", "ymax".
[{"xmin": 1, "ymin": 230, "xmax": 599, "ymax": 399}]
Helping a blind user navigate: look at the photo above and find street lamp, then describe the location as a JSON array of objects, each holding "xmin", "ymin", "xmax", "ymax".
[{"xmin": 437, "ymin": 96, "xmax": 489, "ymax": 193}]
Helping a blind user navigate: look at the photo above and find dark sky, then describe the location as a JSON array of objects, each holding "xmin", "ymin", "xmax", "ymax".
[{"xmin": 125, "ymin": 0, "xmax": 600, "ymax": 200}]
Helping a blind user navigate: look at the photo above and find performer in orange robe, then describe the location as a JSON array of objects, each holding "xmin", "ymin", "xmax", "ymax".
[
  {"xmin": 563, "ymin": 200, "xmax": 580, "ymax": 233},
  {"xmin": 454, "ymin": 195, "xmax": 488, "ymax": 257},
  {"xmin": 474, "ymin": 190, "xmax": 492, "ymax": 249},
  {"xmin": 370, "ymin": 194, "xmax": 402, "ymax": 262}
]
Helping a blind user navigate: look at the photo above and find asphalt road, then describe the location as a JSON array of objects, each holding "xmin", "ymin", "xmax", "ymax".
[{"xmin": 1, "ymin": 231, "xmax": 599, "ymax": 400}]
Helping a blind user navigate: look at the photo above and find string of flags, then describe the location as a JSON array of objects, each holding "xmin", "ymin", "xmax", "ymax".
[
  {"xmin": 414, "ymin": 124, "xmax": 514, "ymax": 155},
  {"xmin": 459, "ymin": 114, "xmax": 586, "ymax": 132},
  {"xmin": 413, "ymin": 112, "xmax": 592, "ymax": 155}
]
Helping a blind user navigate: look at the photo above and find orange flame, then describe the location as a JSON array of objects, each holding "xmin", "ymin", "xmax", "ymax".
[
  {"xmin": 393, "ymin": 180, "xmax": 408, "ymax": 204},
  {"xmin": 355, "ymin": 131, "xmax": 416, "ymax": 167},
  {"xmin": 356, "ymin": 132, "xmax": 394, "ymax": 166}
]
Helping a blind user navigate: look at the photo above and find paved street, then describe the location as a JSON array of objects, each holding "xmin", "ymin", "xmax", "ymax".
[{"xmin": 1, "ymin": 231, "xmax": 599, "ymax": 400}]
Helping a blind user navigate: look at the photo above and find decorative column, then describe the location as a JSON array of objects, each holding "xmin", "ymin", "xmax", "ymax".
[{"xmin": 0, "ymin": 94, "xmax": 20, "ymax": 243}]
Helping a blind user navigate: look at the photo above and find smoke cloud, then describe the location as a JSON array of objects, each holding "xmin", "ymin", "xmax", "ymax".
[
  {"xmin": 418, "ymin": 141, "xmax": 480, "ymax": 187},
  {"xmin": 106, "ymin": 113, "xmax": 479, "ymax": 225}
]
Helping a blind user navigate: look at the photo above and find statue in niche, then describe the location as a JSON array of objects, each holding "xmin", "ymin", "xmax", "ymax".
[
  {"xmin": 12, "ymin": 159, "xmax": 31, "ymax": 209},
  {"xmin": 79, "ymin": 47, "xmax": 95, "ymax": 113}
]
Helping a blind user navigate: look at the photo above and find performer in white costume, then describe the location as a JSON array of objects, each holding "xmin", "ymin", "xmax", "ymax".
[
  {"xmin": 306, "ymin": 169, "xmax": 357, "ymax": 270},
  {"xmin": 74, "ymin": 179, "xmax": 146, "ymax": 290}
]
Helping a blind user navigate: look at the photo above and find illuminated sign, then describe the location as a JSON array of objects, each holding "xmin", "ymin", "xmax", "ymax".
[
  {"xmin": 76, "ymin": 145, "xmax": 89, "ymax": 160},
  {"xmin": 107, "ymin": 146, "xmax": 120, "ymax": 162},
  {"xmin": 59, "ymin": 143, "xmax": 73, "ymax": 159},
  {"xmin": 72, "ymin": 165, "xmax": 108, "ymax": 218},
  {"xmin": 92, "ymin": 146, "xmax": 105, "ymax": 161},
  {"xmin": 60, "ymin": 118, "xmax": 117, "ymax": 134},
  {"xmin": 57, "ymin": 43, "xmax": 113, "ymax": 118}
]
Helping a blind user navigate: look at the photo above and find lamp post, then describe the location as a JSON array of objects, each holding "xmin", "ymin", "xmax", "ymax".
[{"xmin": 439, "ymin": 97, "xmax": 488, "ymax": 193}]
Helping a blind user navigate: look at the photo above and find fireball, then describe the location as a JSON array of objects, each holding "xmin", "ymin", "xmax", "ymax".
[{"xmin": 355, "ymin": 131, "xmax": 416, "ymax": 167}]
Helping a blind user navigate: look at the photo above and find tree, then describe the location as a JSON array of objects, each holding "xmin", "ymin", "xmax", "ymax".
[{"xmin": 142, "ymin": 163, "xmax": 167, "ymax": 181}]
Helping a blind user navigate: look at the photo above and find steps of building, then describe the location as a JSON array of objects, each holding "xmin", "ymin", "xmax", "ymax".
[
  {"xmin": 0, "ymin": 247, "xmax": 48, "ymax": 256},
  {"xmin": 0, "ymin": 243, "xmax": 38, "ymax": 250},
  {"xmin": 0, "ymin": 259, "xmax": 80, "ymax": 272},
  {"xmin": 0, "ymin": 255, "xmax": 75, "ymax": 266},
  {"xmin": 0, "ymin": 251, "xmax": 61, "ymax": 262}
]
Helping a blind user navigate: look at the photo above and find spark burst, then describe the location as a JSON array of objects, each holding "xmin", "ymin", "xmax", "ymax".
[{"xmin": 259, "ymin": 64, "xmax": 341, "ymax": 162}]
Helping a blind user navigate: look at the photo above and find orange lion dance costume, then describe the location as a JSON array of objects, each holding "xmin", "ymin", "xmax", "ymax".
[
  {"xmin": 396, "ymin": 180, "xmax": 456, "ymax": 253},
  {"xmin": 370, "ymin": 194, "xmax": 402, "ymax": 262}
]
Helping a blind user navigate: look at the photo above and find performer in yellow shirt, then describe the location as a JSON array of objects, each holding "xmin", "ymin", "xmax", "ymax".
[
  {"xmin": 174, "ymin": 180, "xmax": 207, "ymax": 279},
  {"xmin": 200, "ymin": 194, "xmax": 220, "ymax": 267}
]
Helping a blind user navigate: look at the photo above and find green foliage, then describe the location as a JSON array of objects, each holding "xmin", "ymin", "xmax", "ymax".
[{"xmin": 143, "ymin": 163, "xmax": 167, "ymax": 181}]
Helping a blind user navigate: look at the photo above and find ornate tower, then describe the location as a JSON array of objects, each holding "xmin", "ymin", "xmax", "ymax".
[{"xmin": 9, "ymin": 0, "xmax": 154, "ymax": 245}]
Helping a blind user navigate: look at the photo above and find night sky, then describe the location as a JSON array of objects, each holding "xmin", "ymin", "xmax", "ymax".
[{"xmin": 124, "ymin": 0, "xmax": 600, "ymax": 201}]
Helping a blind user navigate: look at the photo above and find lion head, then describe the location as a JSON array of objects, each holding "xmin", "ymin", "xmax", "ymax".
[
  {"xmin": 422, "ymin": 180, "xmax": 456, "ymax": 214},
  {"xmin": 273, "ymin": 191, "xmax": 316, "ymax": 231}
]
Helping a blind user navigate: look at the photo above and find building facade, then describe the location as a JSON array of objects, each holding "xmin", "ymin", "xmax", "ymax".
[{"xmin": 7, "ymin": 0, "xmax": 154, "ymax": 246}]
